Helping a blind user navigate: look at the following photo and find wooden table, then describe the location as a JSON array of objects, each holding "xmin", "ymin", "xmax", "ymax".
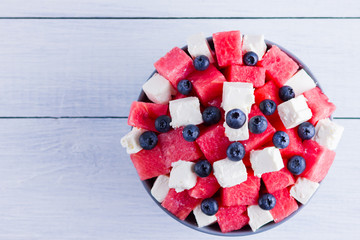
[{"xmin": 0, "ymin": 1, "xmax": 358, "ymax": 239}]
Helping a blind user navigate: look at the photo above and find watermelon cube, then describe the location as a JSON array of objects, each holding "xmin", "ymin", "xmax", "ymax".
[
  {"xmin": 262, "ymin": 168, "xmax": 295, "ymax": 193},
  {"xmin": 187, "ymin": 64, "xmax": 226, "ymax": 104},
  {"xmin": 301, "ymin": 140, "xmax": 336, "ymax": 182},
  {"xmin": 269, "ymin": 188, "xmax": 298, "ymax": 223},
  {"xmin": 154, "ymin": 47, "xmax": 195, "ymax": 87},
  {"xmin": 207, "ymin": 96, "xmax": 223, "ymax": 109},
  {"xmin": 128, "ymin": 101, "xmax": 168, "ymax": 132},
  {"xmin": 279, "ymin": 128, "xmax": 305, "ymax": 158},
  {"xmin": 260, "ymin": 45, "xmax": 298, "ymax": 87},
  {"xmin": 188, "ymin": 173, "xmax": 220, "ymax": 199},
  {"xmin": 303, "ymin": 87, "xmax": 336, "ymax": 125},
  {"xmin": 213, "ymin": 31, "xmax": 243, "ymax": 67},
  {"xmin": 221, "ymin": 176, "xmax": 261, "ymax": 206},
  {"xmin": 215, "ymin": 205, "xmax": 249, "ymax": 233},
  {"xmin": 161, "ymin": 189, "xmax": 201, "ymax": 220},
  {"xmin": 224, "ymin": 65, "xmax": 266, "ymax": 88}
]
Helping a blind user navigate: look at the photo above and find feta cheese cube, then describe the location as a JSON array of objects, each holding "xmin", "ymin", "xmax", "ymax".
[
  {"xmin": 277, "ymin": 95, "xmax": 312, "ymax": 129},
  {"xmin": 169, "ymin": 97, "xmax": 203, "ymax": 128},
  {"xmin": 187, "ymin": 32, "xmax": 215, "ymax": 63},
  {"xmin": 250, "ymin": 147, "xmax": 284, "ymax": 177},
  {"xmin": 213, "ymin": 158, "xmax": 247, "ymax": 188},
  {"xmin": 284, "ymin": 69, "xmax": 316, "ymax": 96},
  {"xmin": 222, "ymin": 82, "xmax": 255, "ymax": 113},
  {"xmin": 151, "ymin": 175, "xmax": 170, "ymax": 203},
  {"xmin": 193, "ymin": 204, "xmax": 217, "ymax": 227},
  {"xmin": 142, "ymin": 73, "xmax": 176, "ymax": 104},
  {"xmin": 223, "ymin": 110, "xmax": 249, "ymax": 141},
  {"xmin": 290, "ymin": 177, "xmax": 320, "ymax": 204},
  {"xmin": 120, "ymin": 127, "xmax": 146, "ymax": 154},
  {"xmin": 314, "ymin": 118, "xmax": 344, "ymax": 150},
  {"xmin": 247, "ymin": 205, "xmax": 274, "ymax": 232},
  {"xmin": 168, "ymin": 160, "xmax": 197, "ymax": 193},
  {"xmin": 242, "ymin": 35, "xmax": 267, "ymax": 60}
]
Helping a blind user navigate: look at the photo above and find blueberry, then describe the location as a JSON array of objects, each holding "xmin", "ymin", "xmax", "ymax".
[
  {"xmin": 182, "ymin": 124, "xmax": 200, "ymax": 142},
  {"xmin": 177, "ymin": 79, "xmax": 192, "ymax": 95},
  {"xmin": 226, "ymin": 142, "xmax": 245, "ymax": 161},
  {"xmin": 193, "ymin": 55, "xmax": 210, "ymax": 71},
  {"xmin": 249, "ymin": 115, "xmax": 268, "ymax": 134},
  {"xmin": 243, "ymin": 51, "xmax": 259, "ymax": 66},
  {"xmin": 279, "ymin": 85, "xmax": 295, "ymax": 101},
  {"xmin": 226, "ymin": 109, "xmax": 246, "ymax": 129},
  {"xmin": 272, "ymin": 131, "xmax": 290, "ymax": 149},
  {"xmin": 201, "ymin": 198, "xmax": 219, "ymax": 216},
  {"xmin": 258, "ymin": 193, "xmax": 276, "ymax": 210},
  {"xmin": 202, "ymin": 106, "xmax": 221, "ymax": 126},
  {"xmin": 259, "ymin": 99, "xmax": 277, "ymax": 116},
  {"xmin": 155, "ymin": 115, "xmax": 171, "ymax": 133},
  {"xmin": 298, "ymin": 122, "xmax": 315, "ymax": 140},
  {"xmin": 194, "ymin": 160, "xmax": 212, "ymax": 178},
  {"xmin": 139, "ymin": 131, "xmax": 158, "ymax": 150},
  {"xmin": 287, "ymin": 155, "xmax": 306, "ymax": 175}
]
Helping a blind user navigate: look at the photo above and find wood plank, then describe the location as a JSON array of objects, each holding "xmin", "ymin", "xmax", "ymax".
[
  {"xmin": 0, "ymin": 118, "xmax": 356, "ymax": 239},
  {"xmin": 0, "ymin": 19, "xmax": 358, "ymax": 117},
  {"xmin": 0, "ymin": 0, "xmax": 359, "ymax": 17}
]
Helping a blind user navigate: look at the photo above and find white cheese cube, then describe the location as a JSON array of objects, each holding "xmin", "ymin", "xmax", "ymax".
[
  {"xmin": 242, "ymin": 35, "xmax": 267, "ymax": 60},
  {"xmin": 284, "ymin": 69, "xmax": 316, "ymax": 96},
  {"xmin": 213, "ymin": 158, "xmax": 247, "ymax": 188},
  {"xmin": 223, "ymin": 110, "xmax": 249, "ymax": 141},
  {"xmin": 193, "ymin": 204, "xmax": 217, "ymax": 227},
  {"xmin": 168, "ymin": 160, "xmax": 197, "ymax": 193},
  {"xmin": 250, "ymin": 147, "xmax": 284, "ymax": 177},
  {"xmin": 151, "ymin": 175, "xmax": 170, "ymax": 203},
  {"xmin": 314, "ymin": 118, "xmax": 344, "ymax": 150},
  {"xmin": 221, "ymin": 82, "xmax": 255, "ymax": 113},
  {"xmin": 247, "ymin": 205, "xmax": 274, "ymax": 232},
  {"xmin": 169, "ymin": 97, "xmax": 203, "ymax": 128},
  {"xmin": 187, "ymin": 32, "xmax": 215, "ymax": 63},
  {"xmin": 277, "ymin": 95, "xmax": 312, "ymax": 129},
  {"xmin": 290, "ymin": 177, "xmax": 320, "ymax": 204},
  {"xmin": 120, "ymin": 127, "xmax": 146, "ymax": 154},
  {"xmin": 142, "ymin": 73, "xmax": 176, "ymax": 104}
]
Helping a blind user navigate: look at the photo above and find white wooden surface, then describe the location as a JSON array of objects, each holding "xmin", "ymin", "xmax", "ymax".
[{"xmin": 0, "ymin": 1, "xmax": 359, "ymax": 239}]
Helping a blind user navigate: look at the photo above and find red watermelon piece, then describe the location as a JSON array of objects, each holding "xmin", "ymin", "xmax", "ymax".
[
  {"xmin": 207, "ymin": 96, "xmax": 223, "ymax": 109},
  {"xmin": 161, "ymin": 189, "xmax": 201, "ymax": 220},
  {"xmin": 224, "ymin": 65, "xmax": 266, "ymax": 88},
  {"xmin": 221, "ymin": 176, "xmax": 261, "ymax": 206},
  {"xmin": 196, "ymin": 124, "xmax": 232, "ymax": 163},
  {"xmin": 213, "ymin": 31, "xmax": 243, "ymax": 67},
  {"xmin": 279, "ymin": 128, "xmax": 305, "ymax": 158},
  {"xmin": 216, "ymin": 205, "xmax": 249, "ymax": 233},
  {"xmin": 301, "ymin": 140, "xmax": 336, "ymax": 182},
  {"xmin": 128, "ymin": 101, "xmax": 168, "ymax": 132},
  {"xmin": 188, "ymin": 64, "xmax": 226, "ymax": 104},
  {"xmin": 262, "ymin": 168, "xmax": 295, "ymax": 193},
  {"xmin": 303, "ymin": 87, "xmax": 336, "ymax": 125},
  {"xmin": 269, "ymin": 188, "xmax": 298, "ymax": 223},
  {"xmin": 188, "ymin": 174, "xmax": 220, "ymax": 199},
  {"xmin": 154, "ymin": 47, "xmax": 195, "ymax": 88},
  {"xmin": 260, "ymin": 45, "xmax": 298, "ymax": 87}
]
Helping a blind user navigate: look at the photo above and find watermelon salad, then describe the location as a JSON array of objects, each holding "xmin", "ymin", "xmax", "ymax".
[{"xmin": 121, "ymin": 31, "xmax": 344, "ymax": 234}]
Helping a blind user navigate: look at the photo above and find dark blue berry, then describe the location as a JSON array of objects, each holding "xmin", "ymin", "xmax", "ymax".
[
  {"xmin": 259, "ymin": 99, "xmax": 277, "ymax": 116},
  {"xmin": 226, "ymin": 142, "xmax": 245, "ymax": 161},
  {"xmin": 139, "ymin": 131, "xmax": 158, "ymax": 150},
  {"xmin": 298, "ymin": 122, "xmax": 315, "ymax": 140},
  {"xmin": 182, "ymin": 124, "xmax": 200, "ymax": 142},
  {"xmin": 279, "ymin": 86, "xmax": 295, "ymax": 101},
  {"xmin": 249, "ymin": 115, "xmax": 268, "ymax": 134},
  {"xmin": 226, "ymin": 109, "xmax": 246, "ymax": 129},
  {"xmin": 177, "ymin": 79, "xmax": 192, "ymax": 95},
  {"xmin": 258, "ymin": 193, "xmax": 276, "ymax": 210},
  {"xmin": 272, "ymin": 131, "xmax": 290, "ymax": 149},
  {"xmin": 193, "ymin": 55, "xmax": 210, "ymax": 71},
  {"xmin": 287, "ymin": 155, "xmax": 306, "ymax": 175},
  {"xmin": 155, "ymin": 115, "xmax": 171, "ymax": 133},
  {"xmin": 194, "ymin": 160, "xmax": 212, "ymax": 178},
  {"xmin": 243, "ymin": 51, "xmax": 259, "ymax": 66},
  {"xmin": 202, "ymin": 106, "xmax": 221, "ymax": 126},
  {"xmin": 201, "ymin": 198, "xmax": 219, "ymax": 216}
]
